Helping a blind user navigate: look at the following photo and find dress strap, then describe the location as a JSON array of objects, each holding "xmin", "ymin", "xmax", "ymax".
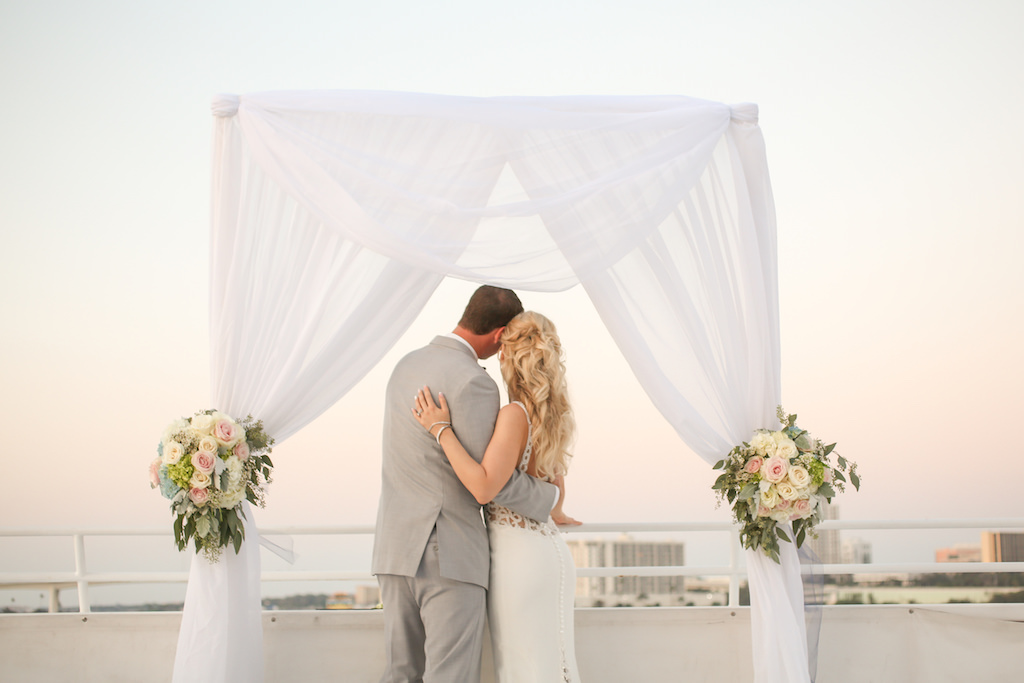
[{"xmin": 510, "ymin": 400, "xmax": 532, "ymax": 471}]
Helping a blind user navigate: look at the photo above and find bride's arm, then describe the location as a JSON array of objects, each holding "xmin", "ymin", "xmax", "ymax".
[
  {"xmin": 414, "ymin": 386, "xmax": 525, "ymax": 504},
  {"xmin": 550, "ymin": 474, "xmax": 582, "ymax": 527}
]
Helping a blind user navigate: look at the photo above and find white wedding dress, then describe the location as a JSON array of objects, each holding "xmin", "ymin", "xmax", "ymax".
[{"xmin": 484, "ymin": 401, "xmax": 581, "ymax": 682}]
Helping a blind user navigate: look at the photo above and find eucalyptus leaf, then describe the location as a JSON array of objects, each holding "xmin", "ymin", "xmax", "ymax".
[
  {"xmin": 818, "ymin": 483, "xmax": 836, "ymax": 499},
  {"xmin": 777, "ymin": 527, "xmax": 791, "ymax": 543},
  {"xmin": 739, "ymin": 483, "xmax": 758, "ymax": 500},
  {"xmin": 851, "ymin": 471, "xmax": 861, "ymax": 490}
]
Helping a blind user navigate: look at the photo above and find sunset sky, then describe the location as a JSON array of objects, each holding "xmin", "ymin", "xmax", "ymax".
[{"xmin": 2, "ymin": 1, "xmax": 1022, "ymax": 607}]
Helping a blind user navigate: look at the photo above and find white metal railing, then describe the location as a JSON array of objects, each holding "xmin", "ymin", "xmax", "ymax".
[{"xmin": 2, "ymin": 519, "xmax": 1023, "ymax": 613}]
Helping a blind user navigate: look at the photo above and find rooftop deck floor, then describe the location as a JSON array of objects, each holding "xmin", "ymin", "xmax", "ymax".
[{"xmin": 3, "ymin": 604, "xmax": 1022, "ymax": 682}]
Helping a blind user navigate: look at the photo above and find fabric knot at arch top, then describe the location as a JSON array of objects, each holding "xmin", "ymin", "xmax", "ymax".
[
  {"xmin": 211, "ymin": 93, "xmax": 239, "ymax": 117},
  {"xmin": 729, "ymin": 102, "xmax": 759, "ymax": 124}
]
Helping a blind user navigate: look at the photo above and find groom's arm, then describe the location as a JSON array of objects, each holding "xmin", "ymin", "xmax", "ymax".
[{"xmin": 492, "ymin": 469, "xmax": 559, "ymax": 523}]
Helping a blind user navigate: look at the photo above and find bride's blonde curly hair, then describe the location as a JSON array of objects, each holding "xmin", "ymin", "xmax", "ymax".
[{"xmin": 500, "ymin": 311, "xmax": 574, "ymax": 481}]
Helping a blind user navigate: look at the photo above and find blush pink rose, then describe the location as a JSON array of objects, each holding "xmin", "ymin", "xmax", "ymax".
[
  {"xmin": 233, "ymin": 441, "xmax": 250, "ymax": 460},
  {"xmin": 189, "ymin": 487, "xmax": 210, "ymax": 506},
  {"xmin": 213, "ymin": 419, "xmax": 242, "ymax": 447},
  {"xmin": 149, "ymin": 457, "xmax": 162, "ymax": 488},
  {"xmin": 763, "ymin": 456, "xmax": 789, "ymax": 483},
  {"xmin": 744, "ymin": 456, "xmax": 763, "ymax": 474},
  {"xmin": 823, "ymin": 468, "xmax": 833, "ymax": 483},
  {"xmin": 757, "ymin": 505, "xmax": 771, "ymax": 517},
  {"xmin": 793, "ymin": 498, "xmax": 812, "ymax": 517},
  {"xmin": 191, "ymin": 450, "xmax": 216, "ymax": 474},
  {"xmin": 776, "ymin": 498, "xmax": 791, "ymax": 511}
]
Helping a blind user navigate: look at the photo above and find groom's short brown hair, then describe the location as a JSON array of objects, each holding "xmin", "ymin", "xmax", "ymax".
[{"xmin": 459, "ymin": 285, "xmax": 523, "ymax": 335}]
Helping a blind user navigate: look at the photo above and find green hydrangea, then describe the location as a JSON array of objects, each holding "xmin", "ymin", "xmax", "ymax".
[
  {"xmin": 807, "ymin": 458, "xmax": 826, "ymax": 488},
  {"xmin": 166, "ymin": 458, "xmax": 195, "ymax": 490}
]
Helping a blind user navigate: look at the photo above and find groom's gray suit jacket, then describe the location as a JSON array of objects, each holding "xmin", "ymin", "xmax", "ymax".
[{"xmin": 372, "ymin": 335, "xmax": 558, "ymax": 588}]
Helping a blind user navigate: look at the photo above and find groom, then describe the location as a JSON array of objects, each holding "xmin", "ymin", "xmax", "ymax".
[{"xmin": 372, "ymin": 285, "xmax": 560, "ymax": 683}]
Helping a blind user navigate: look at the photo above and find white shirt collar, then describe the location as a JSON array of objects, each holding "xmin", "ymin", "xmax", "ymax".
[{"xmin": 443, "ymin": 332, "xmax": 479, "ymax": 358}]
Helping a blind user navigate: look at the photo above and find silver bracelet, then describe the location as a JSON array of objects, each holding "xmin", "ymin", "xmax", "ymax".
[
  {"xmin": 435, "ymin": 424, "xmax": 452, "ymax": 444},
  {"xmin": 428, "ymin": 421, "xmax": 451, "ymax": 432}
]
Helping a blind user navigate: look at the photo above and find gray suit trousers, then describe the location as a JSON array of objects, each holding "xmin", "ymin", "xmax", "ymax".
[{"xmin": 378, "ymin": 528, "xmax": 486, "ymax": 683}]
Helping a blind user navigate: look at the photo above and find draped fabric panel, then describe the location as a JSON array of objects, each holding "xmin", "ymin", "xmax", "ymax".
[{"xmin": 177, "ymin": 90, "xmax": 806, "ymax": 683}]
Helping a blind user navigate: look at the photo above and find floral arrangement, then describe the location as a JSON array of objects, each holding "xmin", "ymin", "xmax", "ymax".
[
  {"xmin": 149, "ymin": 410, "xmax": 274, "ymax": 562},
  {"xmin": 713, "ymin": 407, "xmax": 859, "ymax": 563}
]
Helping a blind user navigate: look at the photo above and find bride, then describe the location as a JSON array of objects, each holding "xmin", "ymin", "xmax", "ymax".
[{"xmin": 414, "ymin": 310, "xmax": 582, "ymax": 682}]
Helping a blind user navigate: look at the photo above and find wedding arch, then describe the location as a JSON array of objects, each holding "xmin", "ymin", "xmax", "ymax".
[{"xmin": 174, "ymin": 90, "xmax": 809, "ymax": 683}]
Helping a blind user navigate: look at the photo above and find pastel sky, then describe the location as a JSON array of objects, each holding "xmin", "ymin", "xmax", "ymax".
[{"xmin": 1, "ymin": 1, "xmax": 1022, "ymax": 606}]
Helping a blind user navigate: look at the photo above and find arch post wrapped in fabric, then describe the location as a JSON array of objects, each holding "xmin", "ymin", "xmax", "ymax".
[{"xmin": 186, "ymin": 89, "xmax": 806, "ymax": 682}]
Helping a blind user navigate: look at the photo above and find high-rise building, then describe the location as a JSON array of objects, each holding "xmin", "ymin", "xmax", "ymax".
[
  {"xmin": 355, "ymin": 584, "xmax": 381, "ymax": 608},
  {"xmin": 806, "ymin": 503, "xmax": 841, "ymax": 563},
  {"xmin": 841, "ymin": 537, "xmax": 872, "ymax": 564},
  {"xmin": 981, "ymin": 532, "xmax": 1024, "ymax": 562},
  {"xmin": 935, "ymin": 544, "xmax": 981, "ymax": 563},
  {"xmin": 567, "ymin": 534, "xmax": 685, "ymax": 605}
]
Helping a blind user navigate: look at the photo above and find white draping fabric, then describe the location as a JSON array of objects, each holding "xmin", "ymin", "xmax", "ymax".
[{"xmin": 177, "ymin": 90, "xmax": 805, "ymax": 682}]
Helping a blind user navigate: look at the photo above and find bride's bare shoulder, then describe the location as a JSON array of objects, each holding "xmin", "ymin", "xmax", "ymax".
[{"xmin": 496, "ymin": 402, "xmax": 528, "ymax": 424}]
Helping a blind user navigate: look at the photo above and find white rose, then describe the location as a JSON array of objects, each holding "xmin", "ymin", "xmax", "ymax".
[
  {"xmin": 750, "ymin": 432, "xmax": 774, "ymax": 457},
  {"xmin": 198, "ymin": 435, "xmax": 220, "ymax": 454},
  {"xmin": 190, "ymin": 471, "xmax": 212, "ymax": 489},
  {"xmin": 219, "ymin": 489, "xmax": 245, "ymax": 509},
  {"xmin": 776, "ymin": 481, "xmax": 798, "ymax": 501},
  {"xmin": 759, "ymin": 485, "xmax": 779, "ymax": 509},
  {"xmin": 190, "ymin": 414, "xmax": 216, "ymax": 435},
  {"xmin": 775, "ymin": 438, "xmax": 798, "ymax": 459},
  {"xmin": 788, "ymin": 465, "xmax": 811, "ymax": 490},
  {"xmin": 163, "ymin": 441, "xmax": 185, "ymax": 465}
]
